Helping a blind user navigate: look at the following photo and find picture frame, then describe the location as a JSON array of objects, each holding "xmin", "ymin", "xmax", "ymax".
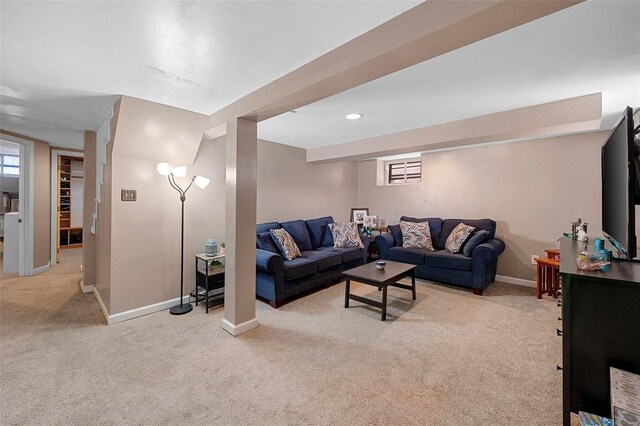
[
  {"xmin": 350, "ymin": 208, "xmax": 369, "ymax": 225},
  {"xmin": 364, "ymin": 215, "xmax": 378, "ymax": 228}
]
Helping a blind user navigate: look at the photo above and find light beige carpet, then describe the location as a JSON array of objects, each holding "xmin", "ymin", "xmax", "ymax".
[{"xmin": 1, "ymin": 252, "xmax": 565, "ymax": 425}]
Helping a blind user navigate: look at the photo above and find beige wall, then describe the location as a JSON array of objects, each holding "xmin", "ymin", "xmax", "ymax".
[
  {"xmin": 357, "ymin": 132, "xmax": 607, "ymax": 281},
  {"xmin": 105, "ymin": 127, "xmax": 359, "ymax": 315},
  {"xmin": 257, "ymin": 139, "xmax": 358, "ymax": 224},
  {"xmin": 106, "ymin": 96, "xmax": 210, "ymax": 314},
  {"xmin": 82, "ymin": 131, "xmax": 97, "ymax": 287},
  {"xmin": 0, "ymin": 129, "xmax": 51, "ymax": 270}
]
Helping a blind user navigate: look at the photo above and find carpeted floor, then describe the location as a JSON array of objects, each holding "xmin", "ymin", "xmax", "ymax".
[{"xmin": 1, "ymin": 250, "xmax": 566, "ymax": 425}]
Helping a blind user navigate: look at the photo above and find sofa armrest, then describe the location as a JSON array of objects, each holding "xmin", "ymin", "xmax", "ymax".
[
  {"xmin": 470, "ymin": 238, "xmax": 505, "ymax": 289},
  {"xmin": 256, "ymin": 249, "xmax": 284, "ymax": 277},
  {"xmin": 471, "ymin": 238, "xmax": 505, "ymax": 264},
  {"xmin": 360, "ymin": 233, "xmax": 371, "ymax": 263},
  {"xmin": 375, "ymin": 233, "xmax": 396, "ymax": 260}
]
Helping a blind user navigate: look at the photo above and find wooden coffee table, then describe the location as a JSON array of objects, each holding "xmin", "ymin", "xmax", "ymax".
[{"xmin": 343, "ymin": 261, "xmax": 417, "ymax": 321}]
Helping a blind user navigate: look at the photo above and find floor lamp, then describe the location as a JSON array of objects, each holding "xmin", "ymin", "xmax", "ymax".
[{"xmin": 157, "ymin": 162, "xmax": 210, "ymax": 315}]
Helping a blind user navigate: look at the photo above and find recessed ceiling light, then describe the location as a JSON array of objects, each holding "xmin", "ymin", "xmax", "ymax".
[{"xmin": 345, "ymin": 113, "xmax": 363, "ymax": 120}]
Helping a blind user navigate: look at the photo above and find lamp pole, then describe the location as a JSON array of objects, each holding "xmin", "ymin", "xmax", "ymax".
[{"xmin": 168, "ymin": 173, "xmax": 195, "ymax": 315}]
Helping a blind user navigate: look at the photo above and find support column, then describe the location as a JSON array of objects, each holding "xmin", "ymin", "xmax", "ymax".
[{"xmin": 222, "ymin": 117, "xmax": 258, "ymax": 336}]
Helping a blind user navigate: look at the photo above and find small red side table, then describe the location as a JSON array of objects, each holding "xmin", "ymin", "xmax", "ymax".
[{"xmin": 536, "ymin": 257, "xmax": 560, "ymax": 299}]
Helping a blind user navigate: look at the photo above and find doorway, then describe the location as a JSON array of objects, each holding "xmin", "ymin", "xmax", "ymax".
[
  {"xmin": 0, "ymin": 134, "xmax": 35, "ymax": 277},
  {"xmin": 50, "ymin": 151, "xmax": 84, "ymax": 265},
  {"xmin": 0, "ymin": 141, "xmax": 21, "ymax": 274}
]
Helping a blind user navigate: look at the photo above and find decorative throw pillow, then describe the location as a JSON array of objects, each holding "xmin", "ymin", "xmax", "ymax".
[
  {"xmin": 400, "ymin": 220, "xmax": 434, "ymax": 250},
  {"xmin": 270, "ymin": 228, "xmax": 301, "ymax": 261},
  {"xmin": 445, "ymin": 223, "xmax": 476, "ymax": 253},
  {"xmin": 462, "ymin": 229, "xmax": 490, "ymax": 257},
  {"xmin": 256, "ymin": 232, "xmax": 279, "ymax": 254},
  {"xmin": 329, "ymin": 222, "xmax": 364, "ymax": 249}
]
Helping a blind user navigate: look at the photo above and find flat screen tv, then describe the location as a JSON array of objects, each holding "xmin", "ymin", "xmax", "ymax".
[{"xmin": 601, "ymin": 106, "xmax": 639, "ymax": 260}]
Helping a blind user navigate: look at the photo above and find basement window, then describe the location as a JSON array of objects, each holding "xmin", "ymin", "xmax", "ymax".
[
  {"xmin": 388, "ymin": 160, "xmax": 421, "ymax": 184},
  {"xmin": 0, "ymin": 154, "xmax": 19, "ymax": 177}
]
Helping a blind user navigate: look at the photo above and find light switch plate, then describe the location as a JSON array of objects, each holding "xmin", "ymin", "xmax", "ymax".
[{"xmin": 121, "ymin": 189, "xmax": 137, "ymax": 201}]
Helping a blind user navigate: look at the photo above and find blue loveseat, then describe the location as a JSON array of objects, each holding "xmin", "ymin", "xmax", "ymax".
[
  {"xmin": 256, "ymin": 216, "xmax": 370, "ymax": 308},
  {"xmin": 375, "ymin": 217, "xmax": 505, "ymax": 295}
]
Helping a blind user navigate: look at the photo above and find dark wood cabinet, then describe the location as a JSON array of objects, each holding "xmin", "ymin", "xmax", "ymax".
[{"xmin": 560, "ymin": 238, "xmax": 640, "ymax": 425}]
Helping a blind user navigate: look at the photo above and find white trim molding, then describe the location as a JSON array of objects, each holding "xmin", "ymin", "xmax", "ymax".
[
  {"xmin": 92, "ymin": 105, "xmax": 114, "ymax": 235},
  {"xmin": 92, "ymin": 288, "xmax": 109, "ymax": 323},
  {"xmin": 495, "ymin": 275, "xmax": 536, "ymax": 288},
  {"xmin": 222, "ymin": 317, "xmax": 258, "ymax": 336},
  {"xmin": 32, "ymin": 262, "xmax": 50, "ymax": 275},
  {"xmin": 107, "ymin": 296, "xmax": 191, "ymax": 325},
  {"xmin": 79, "ymin": 280, "xmax": 94, "ymax": 294}
]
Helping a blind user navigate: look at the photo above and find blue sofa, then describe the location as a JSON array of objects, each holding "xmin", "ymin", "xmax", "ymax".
[
  {"xmin": 375, "ymin": 217, "xmax": 505, "ymax": 295},
  {"xmin": 256, "ymin": 216, "xmax": 370, "ymax": 308}
]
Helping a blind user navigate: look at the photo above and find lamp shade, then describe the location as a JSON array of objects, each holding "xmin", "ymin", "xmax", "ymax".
[
  {"xmin": 172, "ymin": 166, "xmax": 187, "ymax": 177},
  {"xmin": 194, "ymin": 176, "xmax": 210, "ymax": 189},
  {"xmin": 157, "ymin": 162, "xmax": 173, "ymax": 176}
]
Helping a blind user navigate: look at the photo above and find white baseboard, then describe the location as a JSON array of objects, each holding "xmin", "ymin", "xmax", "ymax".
[
  {"xmin": 93, "ymin": 288, "xmax": 109, "ymax": 323},
  {"xmin": 31, "ymin": 262, "xmax": 50, "ymax": 276},
  {"xmin": 79, "ymin": 280, "xmax": 94, "ymax": 294},
  {"xmin": 107, "ymin": 295, "xmax": 191, "ymax": 325},
  {"xmin": 222, "ymin": 317, "xmax": 258, "ymax": 336},
  {"xmin": 495, "ymin": 275, "xmax": 536, "ymax": 288}
]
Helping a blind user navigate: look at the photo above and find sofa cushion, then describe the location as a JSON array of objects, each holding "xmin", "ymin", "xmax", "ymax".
[
  {"xmin": 317, "ymin": 246, "xmax": 363, "ymax": 263},
  {"xmin": 283, "ymin": 257, "xmax": 317, "ymax": 280},
  {"xmin": 256, "ymin": 232, "xmax": 279, "ymax": 254},
  {"xmin": 400, "ymin": 220, "xmax": 434, "ymax": 250},
  {"xmin": 270, "ymin": 228, "xmax": 301, "ymax": 261},
  {"xmin": 445, "ymin": 223, "xmax": 476, "ymax": 253},
  {"xmin": 388, "ymin": 247, "xmax": 428, "ymax": 265},
  {"xmin": 257, "ymin": 222, "xmax": 280, "ymax": 234},
  {"xmin": 281, "ymin": 220, "xmax": 313, "ymax": 252},
  {"xmin": 329, "ymin": 222, "xmax": 364, "ymax": 248},
  {"xmin": 322, "ymin": 227, "xmax": 334, "ymax": 247},
  {"xmin": 388, "ymin": 224, "xmax": 403, "ymax": 247},
  {"xmin": 441, "ymin": 219, "xmax": 496, "ymax": 243},
  {"xmin": 400, "ymin": 217, "xmax": 444, "ymax": 250},
  {"xmin": 305, "ymin": 216, "xmax": 334, "ymax": 249},
  {"xmin": 462, "ymin": 229, "xmax": 491, "ymax": 257},
  {"xmin": 424, "ymin": 250, "xmax": 472, "ymax": 271},
  {"xmin": 300, "ymin": 250, "xmax": 341, "ymax": 271}
]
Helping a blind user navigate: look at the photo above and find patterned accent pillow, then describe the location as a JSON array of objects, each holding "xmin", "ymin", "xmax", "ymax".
[
  {"xmin": 400, "ymin": 221, "xmax": 434, "ymax": 250},
  {"xmin": 270, "ymin": 228, "xmax": 301, "ymax": 261},
  {"xmin": 329, "ymin": 222, "xmax": 364, "ymax": 249},
  {"xmin": 445, "ymin": 223, "xmax": 476, "ymax": 253}
]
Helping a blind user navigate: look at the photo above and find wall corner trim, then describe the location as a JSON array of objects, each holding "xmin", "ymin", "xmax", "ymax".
[
  {"xmin": 32, "ymin": 263, "xmax": 50, "ymax": 276},
  {"xmin": 222, "ymin": 317, "xmax": 258, "ymax": 336},
  {"xmin": 106, "ymin": 296, "xmax": 191, "ymax": 325},
  {"xmin": 495, "ymin": 275, "xmax": 536, "ymax": 288},
  {"xmin": 93, "ymin": 288, "xmax": 109, "ymax": 323}
]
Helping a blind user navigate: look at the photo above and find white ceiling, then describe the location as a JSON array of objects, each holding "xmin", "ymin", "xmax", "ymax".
[
  {"xmin": 0, "ymin": 1, "xmax": 419, "ymax": 148},
  {"xmin": 259, "ymin": 0, "xmax": 640, "ymax": 149}
]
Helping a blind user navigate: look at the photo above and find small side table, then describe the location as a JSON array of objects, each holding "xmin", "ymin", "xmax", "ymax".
[
  {"xmin": 194, "ymin": 253, "xmax": 225, "ymax": 313},
  {"xmin": 536, "ymin": 257, "xmax": 560, "ymax": 299}
]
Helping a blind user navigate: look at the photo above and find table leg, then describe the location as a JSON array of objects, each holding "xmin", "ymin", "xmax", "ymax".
[
  {"xmin": 411, "ymin": 270, "xmax": 416, "ymax": 300},
  {"xmin": 536, "ymin": 262, "xmax": 542, "ymax": 299},
  {"xmin": 205, "ymin": 262, "xmax": 210, "ymax": 314},
  {"xmin": 344, "ymin": 278, "xmax": 350, "ymax": 308},
  {"xmin": 381, "ymin": 285, "xmax": 388, "ymax": 321},
  {"xmin": 195, "ymin": 257, "xmax": 199, "ymax": 306}
]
